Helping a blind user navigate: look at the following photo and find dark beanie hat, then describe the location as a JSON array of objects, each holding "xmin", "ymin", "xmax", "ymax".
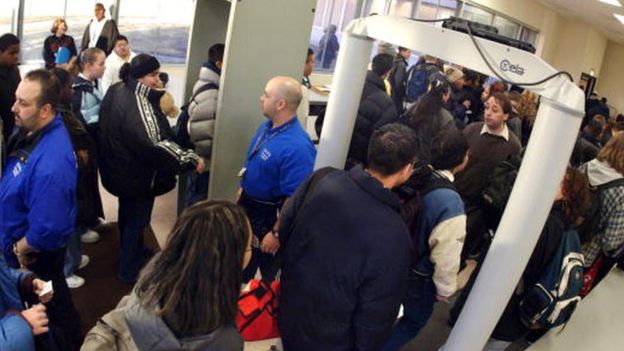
[{"xmin": 130, "ymin": 54, "xmax": 160, "ymax": 79}]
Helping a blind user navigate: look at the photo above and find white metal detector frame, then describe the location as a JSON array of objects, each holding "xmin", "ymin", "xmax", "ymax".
[{"xmin": 314, "ymin": 15, "xmax": 585, "ymax": 351}]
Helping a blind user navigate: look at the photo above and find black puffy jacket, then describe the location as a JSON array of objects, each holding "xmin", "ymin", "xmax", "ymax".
[
  {"xmin": 346, "ymin": 71, "xmax": 398, "ymax": 168},
  {"xmin": 98, "ymin": 80, "xmax": 200, "ymax": 198}
]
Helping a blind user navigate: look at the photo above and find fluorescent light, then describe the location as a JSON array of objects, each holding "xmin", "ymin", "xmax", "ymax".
[
  {"xmin": 615, "ymin": 13, "xmax": 624, "ymax": 24},
  {"xmin": 600, "ymin": 0, "xmax": 622, "ymax": 7}
]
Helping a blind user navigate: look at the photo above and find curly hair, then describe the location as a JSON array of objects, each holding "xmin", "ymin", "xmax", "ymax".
[
  {"xmin": 50, "ymin": 18, "xmax": 67, "ymax": 34},
  {"xmin": 597, "ymin": 132, "xmax": 624, "ymax": 175},
  {"xmin": 516, "ymin": 90, "xmax": 538, "ymax": 126},
  {"xmin": 560, "ymin": 167, "xmax": 590, "ymax": 224}
]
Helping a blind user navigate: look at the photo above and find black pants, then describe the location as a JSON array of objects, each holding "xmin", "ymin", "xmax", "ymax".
[
  {"xmin": 239, "ymin": 193, "xmax": 280, "ymax": 282},
  {"xmin": 28, "ymin": 248, "xmax": 82, "ymax": 351}
]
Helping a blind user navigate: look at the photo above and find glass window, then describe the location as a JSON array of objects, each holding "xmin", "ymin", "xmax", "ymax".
[
  {"xmin": 418, "ymin": 0, "xmax": 457, "ymax": 20},
  {"xmin": 65, "ymin": 0, "xmax": 97, "ymax": 51},
  {"xmin": 22, "ymin": 0, "xmax": 65, "ymax": 63},
  {"xmin": 519, "ymin": 27, "xmax": 538, "ymax": 46},
  {"xmin": 118, "ymin": 0, "xmax": 194, "ymax": 64},
  {"xmin": 389, "ymin": 0, "xmax": 413, "ymax": 17},
  {"xmin": 365, "ymin": 0, "xmax": 389, "ymax": 16},
  {"xmin": 461, "ymin": 3, "xmax": 493, "ymax": 26},
  {"xmin": 492, "ymin": 15, "xmax": 520, "ymax": 39},
  {"xmin": 311, "ymin": 0, "xmax": 359, "ymax": 71},
  {"xmin": 0, "ymin": 0, "xmax": 17, "ymax": 35}
]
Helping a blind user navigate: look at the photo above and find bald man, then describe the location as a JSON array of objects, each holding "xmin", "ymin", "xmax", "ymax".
[{"xmin": 238, "ymin": 76, "xmax": 316, "ymax": 282}]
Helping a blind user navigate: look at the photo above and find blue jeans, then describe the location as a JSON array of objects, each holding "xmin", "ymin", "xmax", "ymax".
[
  {"xmin": 117, "ymin": 195, "xmax": 154, "ymax": 283},
  {"xmin": 382, "ymin": 272, "xmax": 437, "ymax": 351},
  {"xmin": 183, "ymin": 171, "xmax": 209, "ymax": 209},
  {"xmin": 63, "ymin": 226, "xmax": 84, "ymax": 277}
]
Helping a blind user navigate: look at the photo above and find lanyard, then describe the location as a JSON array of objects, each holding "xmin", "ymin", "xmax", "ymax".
[{"xmin": 247, "ymin": 121, "xmax": 292, "ymax": 161}]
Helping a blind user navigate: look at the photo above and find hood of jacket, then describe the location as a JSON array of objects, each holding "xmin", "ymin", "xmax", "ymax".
[
  {"xmin": 123, "ymin": 293, "xmax": 241, "ymax": 351},
  {"xmin": 365, "ymin": 70, "xmax": 387, "ymax": 93},
  {"xmin": 583, "ymin": 158, "xmax": 624, "ymax": 187}
]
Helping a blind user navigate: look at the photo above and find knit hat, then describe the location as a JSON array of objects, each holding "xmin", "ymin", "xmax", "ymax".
[
  {"xmin": 55, "ymin": 47, "xmax": 72, "ymax": 65},
  {"xmin": 444, "ymin": 66, "xmax": 465, "ymax": 83},
  {"xmin": 129, "ymin": 54, "xmax": 160, "ymax": 79}
]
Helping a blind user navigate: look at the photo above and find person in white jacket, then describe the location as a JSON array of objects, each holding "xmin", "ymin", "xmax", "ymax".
[{"xmin": 101, "ymin": 35, "xmax": 136, "ymax": 94}]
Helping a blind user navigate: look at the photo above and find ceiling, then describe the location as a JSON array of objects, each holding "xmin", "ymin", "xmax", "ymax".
[{"xmin": 536, "ymin": 0, "xmax": 624, "ymax": 44}]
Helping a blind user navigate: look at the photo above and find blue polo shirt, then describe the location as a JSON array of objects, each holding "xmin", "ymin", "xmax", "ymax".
[{"xmin": 241, "ymin": 117, "xmax": 316, "ymax": 201}]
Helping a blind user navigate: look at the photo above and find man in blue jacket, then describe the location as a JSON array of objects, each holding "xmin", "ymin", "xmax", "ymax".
[
  {"xmin": 238, "ymin": 76, "xmax": 316, "ymax": 282},
  {"xmin": 278, "ymin": 123, "xmax": 418, "ymax": 350},
  {"xmin": 0, "ymin": 69, "xmax": 82, "ymax": 350}
]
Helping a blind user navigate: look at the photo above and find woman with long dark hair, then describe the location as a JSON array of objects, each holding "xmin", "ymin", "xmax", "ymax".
[
  {"xmin": 82, "ymin": 200, "xmax": 252, "ymax": 350},
  {"xmin": 404, "ymin": 73, "xmax": 456, "ymax": 164}
]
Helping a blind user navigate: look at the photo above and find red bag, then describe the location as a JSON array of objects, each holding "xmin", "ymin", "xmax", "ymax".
[
  {"xmin": 580, "ymin": 255, "xmax": 603, "ymax": 297},
  {"xmin": 236, "ymin": 279, "xmax": 280, "ymax": 341}
]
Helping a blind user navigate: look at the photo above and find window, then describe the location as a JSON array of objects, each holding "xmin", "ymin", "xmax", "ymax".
[
  {"xmin": 22, "ymin": 0, "xmax": 66, "ymax": 63},
  {"xmin": 492, "ymin": 15, "xmax": 520, "ymax": 39},
  {"xmin": 0, "ymin": 0, "xmax": 17, "ymax": 35},
  {"xmin": 64, "ymin": 0, "xmax": 97, "ymax": 51},
  {"xmin": 417, "ymin": 0, "xmax": 458, "ymax": 21},
  {"xmin": 389, "ymin": 0, "xmax": 413, "ymax": 18},
  {"xmin": 460, "ymin": 3, "xmax": 493, "ymax": 26},
  {"xmin": 519, "ymin": 26, "xmax": 538, "ymax": 46},
  {"xmin": 311, "ymin": 0, "xmax": 359, "ymax": 71},
  {"xmin": 118, "ymin": 0, "xmax": 194, "ymax": 64}
]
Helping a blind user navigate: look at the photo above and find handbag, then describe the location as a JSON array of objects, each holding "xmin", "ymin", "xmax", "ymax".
[
  {"xmin": 236, "ymin": 279, "xmax": 280, "ymax": 341},
  {"xmin": 580, "ymin": 255, "xmax": 603, "ymax": 297}
]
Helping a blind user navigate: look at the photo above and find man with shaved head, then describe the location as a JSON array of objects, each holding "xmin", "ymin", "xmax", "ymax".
[{"xmin": 238, "ymin": 76, "xmax": 316, "ymax": 282}]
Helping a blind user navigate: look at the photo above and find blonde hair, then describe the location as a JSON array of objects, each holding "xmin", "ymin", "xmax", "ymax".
[
  {"xmin": 597, "ymin": 132, "xmax": 624, "ymax": 175},
  {"xmin": 517, "ymin": 90, "xmax": 538, "ymax": 126},
  {"xmin": 50, "ymin": 18, "xmax": 67, "ymax": 34}
]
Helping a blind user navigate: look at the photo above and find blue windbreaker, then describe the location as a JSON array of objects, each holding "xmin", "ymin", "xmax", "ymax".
[{"xmin": 0, "ymin": 114, "xmax": 77, "ymax": 268}]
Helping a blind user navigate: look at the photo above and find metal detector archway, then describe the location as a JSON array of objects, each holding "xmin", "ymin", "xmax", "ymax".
[{"xmin": 314, "ymin": 15, "xmax": 585, "ymax": 351}]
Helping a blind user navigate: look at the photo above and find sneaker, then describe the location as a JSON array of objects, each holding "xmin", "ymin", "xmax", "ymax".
[
  {"xmin": 79, "ymin": 255, "xmax": 90, "ymax": 270},
  {"xmin": 66, "ymin": 274, "xmax": 85, "ymax": 289},
  {"xmin": 81, "ymin": 229, "xmax": 100, "ymax": 244},
  {"xmin": 93, "ymin": 217, "xmax": 109, "ymax": 231}
]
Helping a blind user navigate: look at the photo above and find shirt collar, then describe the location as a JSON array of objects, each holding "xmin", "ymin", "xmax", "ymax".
[
  {"xmin": 480, "ymin": 123, "xmax": 509, "ymax": 141},
  {"xmin": 435, "ymin": 169, "xmax": 455, "ymax": 182}
]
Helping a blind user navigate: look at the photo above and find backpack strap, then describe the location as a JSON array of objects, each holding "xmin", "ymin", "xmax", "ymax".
[{"xmin": 184, "ymin": 82, "xmax": 218, "ymax": 109}]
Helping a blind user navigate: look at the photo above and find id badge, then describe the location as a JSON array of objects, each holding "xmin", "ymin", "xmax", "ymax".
[{"xmin": 238, "ymin": 167, "xmax": 247, "ymax": 178}]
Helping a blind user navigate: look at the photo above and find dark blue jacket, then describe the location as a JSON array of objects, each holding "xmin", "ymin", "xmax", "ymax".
[
  {"xmin": 0, "ymin": 258, "xmax": 35, "ymax": 350},
  {"xmin": 278, "ymin": 166, "xmax": 411, "ymax": 350},
  {"xmin": 0, "ymin": 115, "xmax": 77, "ymax": 267}
]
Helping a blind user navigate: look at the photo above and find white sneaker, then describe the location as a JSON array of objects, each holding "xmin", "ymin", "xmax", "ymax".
[
  {"xmin": 81, "ymin": 229, "xmax": 100, "ymax": 244},
  {"xmin": 93, "ymin": 217, "xmax": 109, "ymax": 229},
  {"xmin": 66, "ymin": 274, "xmax": 85, "ymax": 289},
  {"xmin": 79, "ymin": 255, "xmax": 90, "ymax": 270}
]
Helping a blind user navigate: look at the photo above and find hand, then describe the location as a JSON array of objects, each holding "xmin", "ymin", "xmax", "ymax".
[
  {"xmin": 32, "ymin": 279, "xmax": 53, "ymax": 303},
  {"xmin": 21, "ymin": 304, "xmax": 49, "ymax": 336},
  {"xmin": 195, "ymin": 159, "xmax": 206, "ymax": 174},
  {"xmin": 435, "ymin": 294, "xmax": 450, "ymax": 303},
  {"xmin": 14, "ymin": 243, "xmax": 37, "ymax": 268},
  {"xmin": 261, "ymin": 231, "xmax": 280, "ymax": 255}
]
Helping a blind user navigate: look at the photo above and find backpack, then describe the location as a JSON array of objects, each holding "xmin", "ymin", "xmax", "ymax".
[
  {"xmin": 481, "ymin": 151, "xmax": 524, "ymax": 227},
  {"xmin": 405, "ymin": 63, "xmax": 440, "ymax": 102},
  {"xmin": 174, "ymin": 82, "xmax": 218, "ymax": 149},
  {"xmin": 518, "ymin": 229, "xmax": 585, "ymax": 329},
  {"xmin": 395, "ymin": 163, "xmax": 456, "ymax": 249},
  {"xmin": 575, "ymin": 176, "xmax": 624, "ymax": 244}
]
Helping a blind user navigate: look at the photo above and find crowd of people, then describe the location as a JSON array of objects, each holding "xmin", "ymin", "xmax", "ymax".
[{"xmin": 0, "ymin": 4, "xmax": 623, "ymax": 350}]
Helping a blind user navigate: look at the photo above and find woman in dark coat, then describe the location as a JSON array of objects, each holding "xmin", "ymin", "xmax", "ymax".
[{"xmin": 43, "ymin": 18, "xmax": 77, "ymax": 69}]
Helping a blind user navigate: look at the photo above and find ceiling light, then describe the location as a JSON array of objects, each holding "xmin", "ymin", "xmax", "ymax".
[
  {"xmin": 600, "ymin": 0, "xmax": 622, "ymax": 7},
  {"xmin": 615, "ymin": 13, "xmax": 624, "ymax": 24}
]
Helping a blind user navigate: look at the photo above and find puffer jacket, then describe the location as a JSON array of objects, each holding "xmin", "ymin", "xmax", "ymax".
[
  {"xmin": 346, "ymin": 71, "xmax": 398, "ymax": 168},
  {"xmin": 72, "ymin": 75, "xmax": 104, "ymax": 126},
  {"xmin": 98, "ymin": 80, "xmax": 201, "ymax": 198},
  {"xmin": 188, "ymin": 66, "xmax": 220, "ymax": 164}
]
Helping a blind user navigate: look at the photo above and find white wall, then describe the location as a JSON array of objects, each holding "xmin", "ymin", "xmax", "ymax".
[{"xmin": 596, "ymin": 41, "xmax": 624, "ymax": 114}]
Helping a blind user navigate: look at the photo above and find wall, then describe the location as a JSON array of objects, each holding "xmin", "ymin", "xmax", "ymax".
[{"xmin": 596, "ymin": 41, "xmax": 624, "ymax": 113}]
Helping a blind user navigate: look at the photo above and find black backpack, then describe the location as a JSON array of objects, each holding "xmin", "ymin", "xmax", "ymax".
[
  {"xmin": 518, "ymin": 229, "xmax": 584, "ymax": 329},
  {"xmin": 174, "ymin": 82, "xmax": 218, "ymax": 150},
  {"xmin": 481, "ymin": 151, "xmax": 524, "ymax": 227},
  {"xmin": 576, "ymin": 175, "xmax": 624, "ymax": 244}
]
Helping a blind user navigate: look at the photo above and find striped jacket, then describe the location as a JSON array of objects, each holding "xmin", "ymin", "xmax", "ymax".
[{"xmin": 97, "ymin": 79, "xmax": 201, "ymax": 198}]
